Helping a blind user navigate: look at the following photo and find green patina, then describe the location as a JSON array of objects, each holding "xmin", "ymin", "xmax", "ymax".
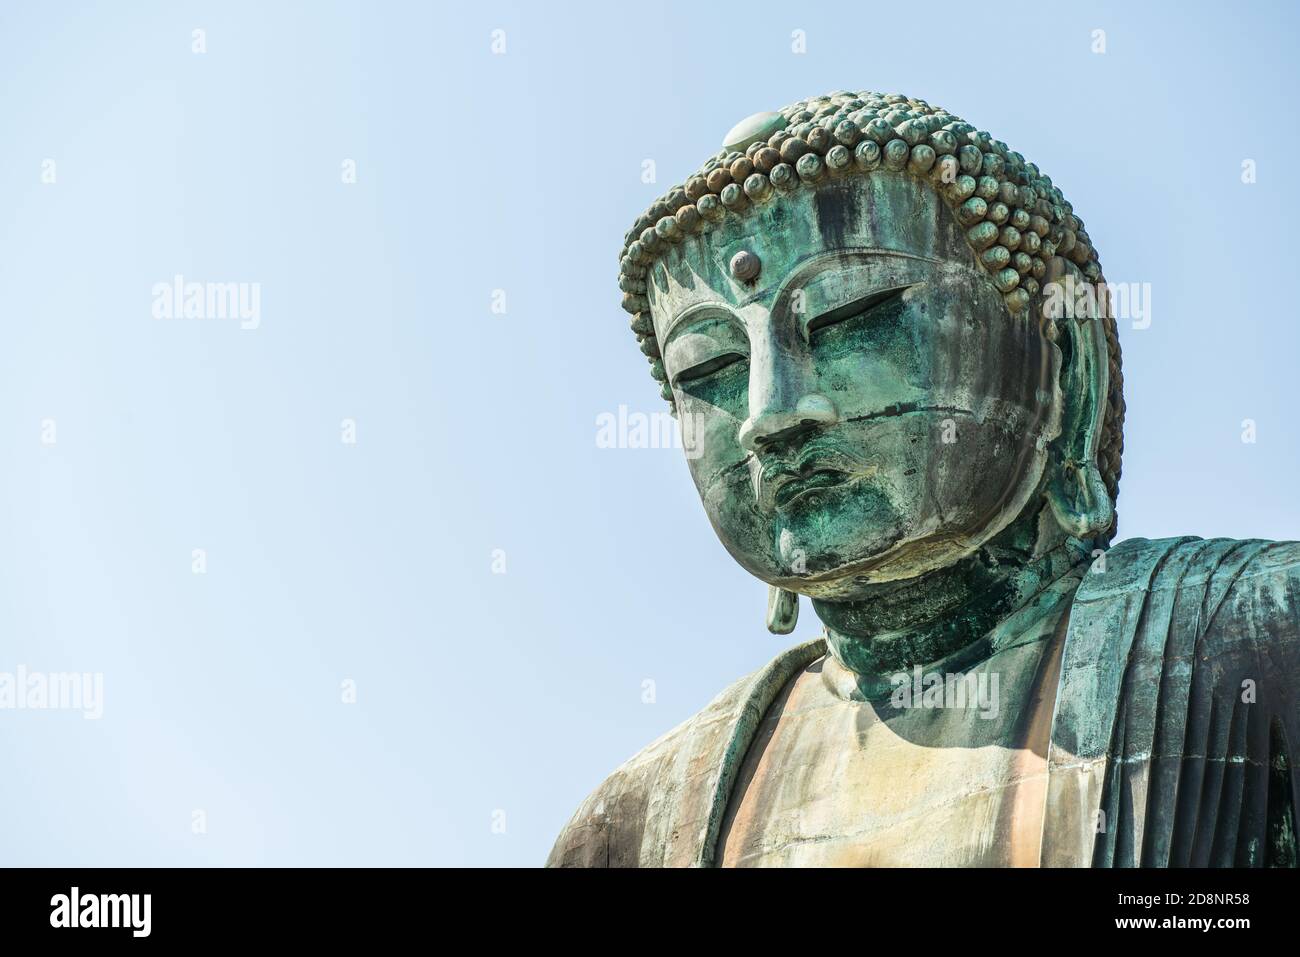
[{"xmin": 549, "ymin": 90, "xmax": 1300, "ymax": 868}]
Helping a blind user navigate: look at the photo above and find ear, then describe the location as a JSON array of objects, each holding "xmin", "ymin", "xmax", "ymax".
[
  {"xmin": 766, "ymin": 586, "xmax": 799, "ymax": 635},
  {"xmin": 1041, "ymin": 260, "xmax": 1114, "ymax": 540}
]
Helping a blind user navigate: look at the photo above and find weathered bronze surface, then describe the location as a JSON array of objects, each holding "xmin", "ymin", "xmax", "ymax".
[{"xmin": 552, "ymin": 91, "xmax": 1300, "ymax": 867}]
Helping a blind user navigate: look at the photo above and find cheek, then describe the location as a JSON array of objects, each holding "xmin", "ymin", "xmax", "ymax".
[
  {"xmin": 926, "ymin": 286, "xmax": 1049, "ymax": 417},
  {"xmin": 812, "ymin": 297, "xmax": 924, "ymax": 402},
  {"xmin": 696, "ymin": 455, "xmax": 785, "ymax": 580},
  {"xmin": 675, "ymin": 364, "xmax": 749, "ymax": 486},
  {"xmin": 850, "ymin": 302, "xmax": 1051, "ymax": 548},
  {"xmin": 814, "ymin": 289, "xmax": 1047, "ymax": 421},
  {"xmin": 676, "ymin": 375, "xmax": 786, "ymax": 577},
  {"xmin": 917, "ymin": 415, "xmax": 1044, "ymax": 529},
  {"xmin": 875, "ymin": 304, "xmax": 1050, "ymax": 531},
  {"xmin": 676, "ymin": 391, "xmax": 766, "ymax": 536}
]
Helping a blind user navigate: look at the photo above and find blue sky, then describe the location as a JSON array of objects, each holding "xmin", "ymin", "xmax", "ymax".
[{"xmin": 1, "ymin": 0, "xmax": 1297, "ymax": 866}]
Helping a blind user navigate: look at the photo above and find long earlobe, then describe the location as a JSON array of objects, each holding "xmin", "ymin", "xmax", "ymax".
[
  {"xmin": 1046, "ymin": 455, "xmax": 1114, "ymax": 539},
  {"xmin": 766, "ymin": 586, "xmax": 799, "ymax": 634},
  {"xmin": 1042, "ymin": 267, "xmax": 1115, "ymax": 539}
]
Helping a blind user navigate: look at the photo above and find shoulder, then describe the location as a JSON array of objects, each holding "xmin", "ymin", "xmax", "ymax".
[
  {"xmin": 1066, "ymin": 533, "xmax": 1300, "ymax": 718},
  {"xmin": 1055, "ymin": 535, "xmax": 1300, "ymax": 866},
  {"xmin": 1049, "ymin": 535, "xmax": 1298, "ymax": 750},
  {"xmin": 546, "ymin": 638, "xmax": 825, "ymax": 867},
  {"xmin": 544, "ymin": 673, "xmax": 750, "ymax": 869},
  {"xmin": 1094, "ymin": 535, "xmax": 1300, "ymax": 618}
]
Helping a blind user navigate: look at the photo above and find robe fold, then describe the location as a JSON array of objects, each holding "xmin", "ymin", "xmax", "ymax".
[{"xmin": 547, "ymin": 537, "xmax": 1300, "ymax": 867}]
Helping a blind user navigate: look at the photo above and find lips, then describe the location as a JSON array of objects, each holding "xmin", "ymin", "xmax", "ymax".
[
  {"xmin": 771, "ymin": 466, "xmax": 852, "ymax": 508},
  {"xmin": 759, "ymin": 445, "xmax": 871, "ymax": 511}
]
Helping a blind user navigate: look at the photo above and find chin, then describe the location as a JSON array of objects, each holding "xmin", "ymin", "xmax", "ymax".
[
  {"xmin": 778, "ymin": 552, "xmax": 906, "ymax": 600},
  {"xmin": 766, "ymin": 524, "xmax": 989, "ymax": 600},
  {"xmin": 722, "ymin": 535, "xmax": 917, "ymax": 601}
]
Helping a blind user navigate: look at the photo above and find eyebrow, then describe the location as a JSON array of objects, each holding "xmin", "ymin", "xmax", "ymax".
[
  {"xmin": 778, "ymin": 247, "xmax": 942, "ymax": 298},
  {"xmin": 661, "ymin": 304, "xmax": 744, "ymax": 349}
]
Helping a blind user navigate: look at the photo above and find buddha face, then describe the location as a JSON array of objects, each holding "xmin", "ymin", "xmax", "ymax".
[{"xmin": 648, "ymin": 174, "xmax": 1060, "ymax": 600}]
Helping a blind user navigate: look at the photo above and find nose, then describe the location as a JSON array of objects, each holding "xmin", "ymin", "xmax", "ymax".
[
  {"xmin": 739, "ymin": 384, "xmax": 839, "ymax": 453},
  {"xmin": 739, "ymin": 393, "xmax": 839, "ymax": 452},
  {"xmin": 736, "ymin": 307, "xmax": 840, "ymax": 454}
]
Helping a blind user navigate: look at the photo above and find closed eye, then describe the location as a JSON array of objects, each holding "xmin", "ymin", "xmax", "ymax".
[
  {"xmin": 674, "ymin": 352, "xmax": 746, "ymax": 385},
  {"xmin": 807, "ymin": 284, "xmax": 914, "ymax": 338}
]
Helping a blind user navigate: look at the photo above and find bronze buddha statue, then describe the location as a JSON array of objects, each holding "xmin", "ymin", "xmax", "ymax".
[{"xmin": 549, "ymin": 91, "xmax": 1300, "ymax": 868}]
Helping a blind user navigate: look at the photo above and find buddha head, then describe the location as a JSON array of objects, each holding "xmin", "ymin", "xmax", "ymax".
[{"xmin": 618, "ymin": 91, "xmax": 1123, "ymax": 612}]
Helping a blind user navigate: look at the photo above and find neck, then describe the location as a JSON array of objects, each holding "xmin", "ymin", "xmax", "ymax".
[{"xmin": 811, "ymin": 507, "xmax": 1091, "ymax": 697}]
